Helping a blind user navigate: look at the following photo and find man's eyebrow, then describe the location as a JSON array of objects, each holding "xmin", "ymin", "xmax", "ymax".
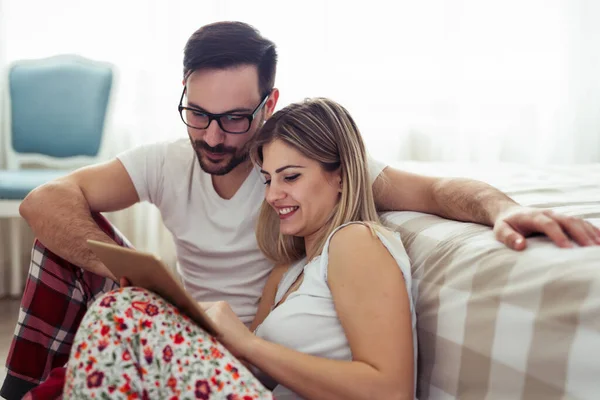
[
  {"xmin": 186, "ymin": 101, "xmax": 253, "ymax": 114},
  {"xmin": 260, "ymin": 165, "xmax": 305, "ymax": 174}
]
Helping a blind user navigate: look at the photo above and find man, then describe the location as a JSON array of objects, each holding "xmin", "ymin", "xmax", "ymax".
[{"xmin": 2, "ymin": 21, "xmax": 599, "ymax": 399}]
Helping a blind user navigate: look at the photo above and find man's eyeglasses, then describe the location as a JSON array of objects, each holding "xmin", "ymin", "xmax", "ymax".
[{"xmin": 178, "ymin": 87, "xmax": 270, "ymax": 134}]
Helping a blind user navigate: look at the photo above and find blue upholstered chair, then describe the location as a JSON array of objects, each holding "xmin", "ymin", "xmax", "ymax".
[{"xmin": 0, "ymin": 54, "xmax": 114, "ymax": 296}]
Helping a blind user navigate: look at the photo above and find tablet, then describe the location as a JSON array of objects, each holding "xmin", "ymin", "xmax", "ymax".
[{"xmin": 87, "ymin": 239, "xmax": 219, "ymax": 336}]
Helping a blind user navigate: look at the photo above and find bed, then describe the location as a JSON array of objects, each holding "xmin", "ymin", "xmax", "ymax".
[{"xmin": 380, "ymin": 162, "xmax": 600, "ymax": 400}]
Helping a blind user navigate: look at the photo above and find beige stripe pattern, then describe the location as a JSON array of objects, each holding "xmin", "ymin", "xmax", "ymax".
[{"xmin": 380, "ymin": 162, "xmax": 600, "ymax": 400}]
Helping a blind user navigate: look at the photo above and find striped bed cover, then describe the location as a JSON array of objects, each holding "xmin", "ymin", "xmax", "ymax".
[{"xmin": 380, "ymin": 162, "xmax": 600, "ymax": 400}]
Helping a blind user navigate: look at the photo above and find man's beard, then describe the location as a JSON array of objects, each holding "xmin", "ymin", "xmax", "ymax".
[{"xmin": 191, "ymin": 139, "xmax": 250, "ymax": 176}]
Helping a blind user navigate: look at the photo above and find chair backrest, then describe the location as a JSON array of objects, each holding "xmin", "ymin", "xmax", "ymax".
[{"xmin": 2, "ymin": 54, "xmax": 115, "ymax": 170}]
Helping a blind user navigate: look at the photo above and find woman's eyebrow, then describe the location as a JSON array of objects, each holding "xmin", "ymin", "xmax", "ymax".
[{"xmin": 260, "ymin": 165, "xmax": 305, "ymax": 174}]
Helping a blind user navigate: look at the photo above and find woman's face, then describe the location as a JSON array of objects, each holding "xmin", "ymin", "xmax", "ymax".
[{"xmin": 260, "ymin": 139, "xmax": 341, "ymax": 238}]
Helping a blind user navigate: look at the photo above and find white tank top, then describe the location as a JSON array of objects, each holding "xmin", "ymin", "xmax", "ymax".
[{"xmin": 254, "ymin": 222, "xmax": 417, "ymax": 399}]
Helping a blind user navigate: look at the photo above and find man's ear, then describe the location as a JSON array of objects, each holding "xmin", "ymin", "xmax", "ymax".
[{"xmin": 263, "ymin": 88, "xmax": 280, "ymax": 120}]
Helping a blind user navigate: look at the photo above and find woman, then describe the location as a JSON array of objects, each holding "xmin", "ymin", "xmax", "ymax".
[{"xmin": 63, "ymin": 98, "xmax": 416, "ymax": 399}]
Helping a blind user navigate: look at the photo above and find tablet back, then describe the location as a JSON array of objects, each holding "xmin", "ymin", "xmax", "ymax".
[{"xmin": 87, "ymin": 239, "xmax": 218, "ymax": 336}]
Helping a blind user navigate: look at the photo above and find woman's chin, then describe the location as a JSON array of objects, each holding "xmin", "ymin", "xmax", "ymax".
[{"xmin": 279, "ymin": 225, "xmax": 303, "ymax": 237}]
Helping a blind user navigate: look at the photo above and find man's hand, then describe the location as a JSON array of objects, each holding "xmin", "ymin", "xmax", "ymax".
[{"xmin": 494, "ymin": 206, "xmax": 600, "ymax": 250}]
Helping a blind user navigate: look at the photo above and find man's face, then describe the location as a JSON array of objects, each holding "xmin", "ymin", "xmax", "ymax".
[{"xmin": 183, "ymin": 66, "xmax": 277, "ymax": 175}]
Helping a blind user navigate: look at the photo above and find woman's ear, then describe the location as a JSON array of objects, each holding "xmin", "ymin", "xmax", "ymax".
[
  {"xmin": 336, "ymin": 172, "xmax": 343, "ymax": 193},
  {"xmin": 327, "ymin": 169, "xmax": 343, "ymax": 193}
]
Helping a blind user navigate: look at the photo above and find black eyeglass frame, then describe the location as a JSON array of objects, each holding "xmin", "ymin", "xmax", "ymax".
[{"xmin": 177, "ymin": 87, "xmax": 271, "ymax": 134}]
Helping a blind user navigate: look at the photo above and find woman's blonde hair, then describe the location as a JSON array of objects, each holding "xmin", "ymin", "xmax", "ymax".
[{"xmin": 251, "ymin": 97, "xmax": 381, "ymax": 265}]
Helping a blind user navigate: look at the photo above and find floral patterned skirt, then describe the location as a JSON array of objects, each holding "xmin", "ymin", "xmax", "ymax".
[{"xmin": 63, "ymin": 286, "xmax": 274, "ymax": 399}]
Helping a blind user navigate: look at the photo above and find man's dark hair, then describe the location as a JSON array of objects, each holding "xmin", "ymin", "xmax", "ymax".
[{"xmin": 183, "ymin": 21, "xmax": 277, "ymax": 97}]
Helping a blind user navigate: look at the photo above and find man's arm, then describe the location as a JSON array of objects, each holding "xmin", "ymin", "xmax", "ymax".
[
  {"xmin": 19, "ymin": 159, "xmax": 140, "ymax": 279},
  {"xmin": 373, "ymin": 166, "xmax": 600, "ymax": 250},
  {"xmin": 372, "ymin": 167, "xmax": 514, "ymax": 223}
]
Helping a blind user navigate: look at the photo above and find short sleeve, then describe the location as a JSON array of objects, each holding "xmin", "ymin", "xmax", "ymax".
[
  {"xmin": 117, "ymin": 142, "xmax": 167, "ymax": 206},
  {"xmin": 367, "ymin": 154, "xmax": 387, "ymax": 186}
]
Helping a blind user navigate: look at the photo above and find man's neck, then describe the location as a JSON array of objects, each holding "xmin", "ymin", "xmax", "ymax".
[{"xmin": 211, "ymin": 160, "xmax": 254, "ymax": 200}]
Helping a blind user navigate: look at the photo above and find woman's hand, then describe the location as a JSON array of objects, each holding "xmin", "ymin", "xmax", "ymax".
[{"xmin": 204, "ymin": 301, "xmax": 256, "ymax": 360}]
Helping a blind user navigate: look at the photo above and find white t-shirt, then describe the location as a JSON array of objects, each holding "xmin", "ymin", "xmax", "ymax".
[
  {"xmin": 117, "ymin": 138, "xmax": 387, "ymax": 324},
  {"xmin": 254, "ymin": 222, "xmax": 417, "ymax": 399}
]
